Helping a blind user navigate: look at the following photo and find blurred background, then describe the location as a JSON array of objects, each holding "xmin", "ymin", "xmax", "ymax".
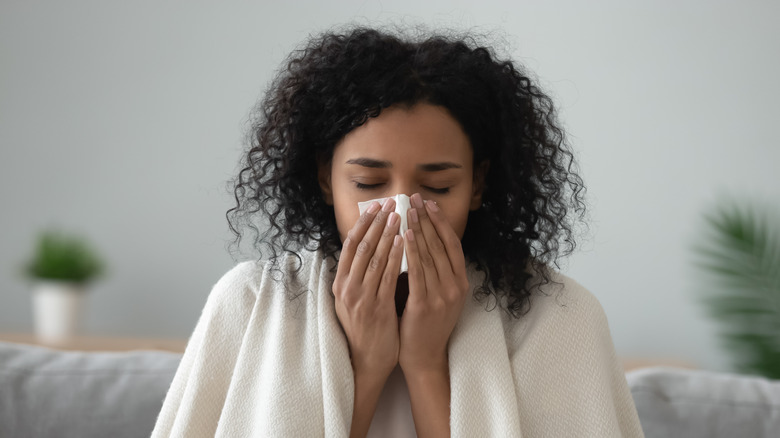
[{"xmin": 1, "ymin": 0, "xmax": 778, "ymax": 372}]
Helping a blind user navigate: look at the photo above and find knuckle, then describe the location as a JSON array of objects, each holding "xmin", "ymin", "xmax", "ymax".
[
  {"xmin": 373, "ymin": 211, "xmax": 386, "ymax": 225},
  {"xmin": 332, "ymin": 274, "xmax": 349, "ymax": 293},
  {"xmin": 444, "ymin": 285, "xmax": 461, "ymax": 302},
  {"xmin": 342, "ymin": 293, "xmax": 358, "ymax": 308},
  {"xmin": 382, "ymin": 270, "xmax": 395, "ymax": 286},
  {"xmin": 381, "ymin": 226, "xmax": 395, "ymax": 240},
  {"xmin": 430, "ymin": 298, "xmax": 446, "ymax": 313},
  {"xmin": 420, "ymin": 253, "xmax": 435, "ymax": 268},
  {"xmin": 358, "ymin": 212, "xmax": 373, "ymax": 226},
  {"xmin": 339, "ymin": 281, "xmax": 360, "ymax": 307},
  {"xmin": 429, "ymin": 237, "xmax": 445, "ymax": 253},
  {"xmin": 356, "ymin": 240, "xmax": 371, "ymax": 255},
  {"xmin": 367, "ymin": 255, "xmax": 383, "ymax": 272}
]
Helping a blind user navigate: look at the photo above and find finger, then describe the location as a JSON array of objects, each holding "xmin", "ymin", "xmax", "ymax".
[
  {"xmin": 351, "ymin": 197, "xmax": 396, "ymax": 281},
  {"xmin": 403, "ymin": 228, "xmax": 427, "ymax": 301},
  {"xmin": 337, "ymin": 200, "xmax": 381, "ymax": 277},
  {"xmin": 411, "ymin": 194, "xmax": 453, "ymax": 278},
  {"xmin": 377, "ymin": 233, "xmax": 404, "ymax": 304},
  {"xmin": 424, "ymin": 197, "xmax": 467, "ymax": 280},
  {"xmin": 363, "ymin": 210, "xmax": 401, "ymax": 295},
  {"xmin": 407, "ymin": 194, "xmax": 438, "ymax": 285}
]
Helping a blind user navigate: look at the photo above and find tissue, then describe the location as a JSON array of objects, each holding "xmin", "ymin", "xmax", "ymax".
[{"xmin": 357, "ymin": 194, "xmax": 412, "ymax": 274}]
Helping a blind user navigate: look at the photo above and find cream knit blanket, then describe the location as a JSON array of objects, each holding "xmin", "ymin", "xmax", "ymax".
[{"xmin": 152, "ymin": 250, "xmax": 644, "ymax": 437}]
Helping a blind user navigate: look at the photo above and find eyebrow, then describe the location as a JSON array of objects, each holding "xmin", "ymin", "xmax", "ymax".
[
  {"xmin": 345, "ymin": 158, "xmax": 462, "ymax": 171},
  {"xmin": 419, "ymin": 162, "xmax": 463, "ymax": 172},
  {"xmin": 345, "ymin": 158, "xmax": 392, "ymax": 168}
]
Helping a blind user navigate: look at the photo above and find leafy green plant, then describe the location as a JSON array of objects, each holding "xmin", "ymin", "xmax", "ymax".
[
  {"xmin": 24, "ymin": 230, "xmax": 105, "ymax": 285},
  {"xmin": 694, "ymin": 201, "xmax": 780, "ymax": 379}
]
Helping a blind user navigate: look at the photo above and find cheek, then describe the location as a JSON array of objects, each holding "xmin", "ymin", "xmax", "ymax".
[
  {"xmin": 439, "ymin": 200, "xmax": 471, "ymax": 240},
  {"xmin": 438, "ymin": 184, "xmax": 475, "ymax": 240},
  {"xmin": 444, "ymin": 210, "xmax": 469, "ymax": 240},
  {"xmin": 334, "ymin": 199, "xmax": 360, "ymax": 243}
]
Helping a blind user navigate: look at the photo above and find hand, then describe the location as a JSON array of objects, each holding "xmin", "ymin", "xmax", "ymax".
[
  {"xmin": 399, "ymin": 193, "xmax": 470, "ymax": 375},
  {"xmin": 333, "ymin": 197, "xmax": 405, "ymax": 381}
]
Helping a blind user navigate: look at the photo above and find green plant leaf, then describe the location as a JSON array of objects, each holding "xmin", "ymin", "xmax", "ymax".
[
  {"xmin": 694, "ymin": 199, "xmax": 780, "ymax": 378},
  {"xmin": 24, "ymin": 229, "xmax": 105, "ymax": 284}
]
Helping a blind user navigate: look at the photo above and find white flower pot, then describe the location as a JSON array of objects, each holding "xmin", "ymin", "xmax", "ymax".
[{"xmin": 32, "ymin": 281, "xmax": 85, "ymax": 343}]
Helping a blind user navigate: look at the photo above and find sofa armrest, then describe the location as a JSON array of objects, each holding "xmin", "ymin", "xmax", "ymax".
[
  {"xmin": 627, "ymin": 367, "xmax": 780, "ymax": 438},
  {"xmin": 0, "ymin": 341, "xmax": 181, "ymax": 438}
]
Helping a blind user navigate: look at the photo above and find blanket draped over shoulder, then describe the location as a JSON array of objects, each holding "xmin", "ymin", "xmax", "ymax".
[{"xmin": 152, "ymin": 250, "xmax": 644, "ymax": 437}]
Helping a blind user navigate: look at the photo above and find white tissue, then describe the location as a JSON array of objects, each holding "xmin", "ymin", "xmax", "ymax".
[{"xmin": 357, "ymin": 194, "xmax": 412, "ymax": 274}]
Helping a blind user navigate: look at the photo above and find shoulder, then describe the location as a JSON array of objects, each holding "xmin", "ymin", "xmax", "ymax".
[
  {"xmin": 531, "ymin": 271, "xmax": 606, "ymax": 321},
  {"xmin": 212, "ymin": 260, "xmax": 265, "ymax": 296},
  {"xmin": 504, "ymin": 270, "xmax": 610, "ymax": 344},
  {"xmin": 206, "ymin": 249, "xmax": 332, "ymax": 306},
  {"xmin": 218, "ymin": 249, "xmax": 326, "ymax": 289},
  {"xmin": 196, "ymin": 260, "xmax": 264, "ymax": 321},
  {"xmin": 503, "ymin": 272, "xmax": 642, "ymax": 437}
]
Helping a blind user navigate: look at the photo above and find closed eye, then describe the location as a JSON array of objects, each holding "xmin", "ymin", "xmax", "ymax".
[
  {"xmin": 355, "ymin": 182, "xmax": 383, "ymax": 190},
  {"xmin": 425, "ymin": 186, "xmax": 450, "ymax": 194},
  {"xmin": 354, "ymin": 182, "xmax": 449, "ymax": 194}
]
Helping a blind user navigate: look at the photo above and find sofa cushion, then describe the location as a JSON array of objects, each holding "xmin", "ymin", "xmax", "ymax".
[
  {"xmin": 627, "ymin": 366, "xmax": 780, "ymax": 438},
  {"xmin": 0, "ymin": 341, "xmax": 181, "ymax": 438}
]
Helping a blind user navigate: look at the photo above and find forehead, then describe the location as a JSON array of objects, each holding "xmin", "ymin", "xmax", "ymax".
[{"xmin": 333, "ymin": 103, "xmax": 473, "ymax": 166}]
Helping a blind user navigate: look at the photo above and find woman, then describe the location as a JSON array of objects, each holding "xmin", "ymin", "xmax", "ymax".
[{"xmin": 152, "ymin": 26, "xmax": 644, "ymax": 437}]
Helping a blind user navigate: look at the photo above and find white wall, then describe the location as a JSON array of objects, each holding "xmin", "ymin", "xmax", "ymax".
[{"xmin": 2, "ymin": 0, "xmax": 778, "ymax": 372}]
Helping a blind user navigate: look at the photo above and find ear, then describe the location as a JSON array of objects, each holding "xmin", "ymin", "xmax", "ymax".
[
  {"xmin": 470, "ymin": 160, "xmax": 490, "ymax": 211},
  {"xmin": 318, "ymin": 160, "xmax": 334, "ymax": 206}
]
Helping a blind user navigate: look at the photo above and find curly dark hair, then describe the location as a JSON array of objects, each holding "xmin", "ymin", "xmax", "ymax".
[{"xmin": 227, "ymin": 26, "xmax": 586, "ymax": 317}]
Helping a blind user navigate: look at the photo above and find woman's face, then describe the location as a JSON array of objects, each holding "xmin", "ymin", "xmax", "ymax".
[{"xmin": 318, "ymin": 103, "xmax": 486, "ymax": 243}]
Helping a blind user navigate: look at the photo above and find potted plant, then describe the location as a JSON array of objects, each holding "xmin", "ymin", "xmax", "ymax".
[
  {"xmin": 24, "ymin": 230, "xmax": 105, "ymax": 343},
  {"xmin": 693, "ymin": 200, "xmax": 780, "ymax": 379}
]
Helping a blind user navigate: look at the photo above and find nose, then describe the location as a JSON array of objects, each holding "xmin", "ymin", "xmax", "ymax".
[
  {"xmin": 387, "ymin": 182, "xmax": 415, "ymax": 199},
  {"xmin": 387, "ymin": 173, "xmax": 423, "ymax": 198}
]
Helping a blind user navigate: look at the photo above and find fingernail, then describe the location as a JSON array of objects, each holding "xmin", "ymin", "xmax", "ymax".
[
  {"xmin": 406, "ymin": 229, "xmax": 415, "ymax": 241},
  {"xmin": 394, "ymin": 235, "xmax": 402, "ymax": 247},
  {"xmin": 410, "ymin": 208, "xmax": 418, "ymax": 223},
  {"xmin": 411, "ymin": 193, "xmax": 424, "ymax": 209},
  {"xmin": 382, "ymin": 197, "xmax": 395, "ymax": 212},
  {"xmin": 367, "ymin": 201, "xmax": 380, "ymax": 214},
  {"xmin": 387, "ymin": 212, "xmax": 398, "ymax": 228},
  {"xmin": 426, "ymin": 200, "xmax": 439, "ymax": 212}
]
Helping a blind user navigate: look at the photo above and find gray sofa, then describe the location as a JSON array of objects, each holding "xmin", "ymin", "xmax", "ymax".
[
  {"xmin": 0, "ymin": 341, "xmax": 179, "ymax": 438},
  {"xmin": 1, "ymin": 341, "xmax": 779, "ymax": 437},
  {"xmin": 627, "ymin": 366, "xmax": 780, "ymax": 437}
]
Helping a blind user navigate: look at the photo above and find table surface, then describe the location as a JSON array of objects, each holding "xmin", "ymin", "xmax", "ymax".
[
  {"xmin": 0, "ymin": 333, "xmax": 188, "ymax": 353},
  {"xmin": 0, "ymin": 333, "xmax": 696, "ymax": 370}
]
